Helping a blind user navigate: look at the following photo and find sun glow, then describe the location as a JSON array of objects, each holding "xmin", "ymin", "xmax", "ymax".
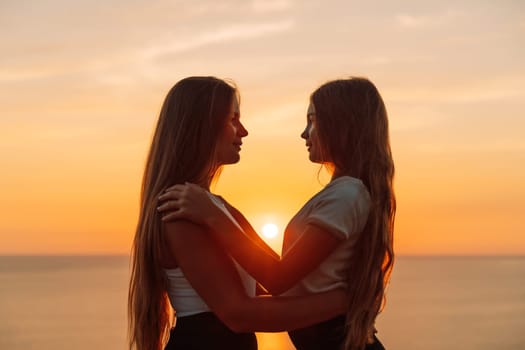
[{"xmin": 261, "ymin": 223, "xmax": 279, "ymax": 239}]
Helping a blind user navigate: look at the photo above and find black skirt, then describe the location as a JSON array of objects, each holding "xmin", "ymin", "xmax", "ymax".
[
  {"xmin": 165, "ymin": 312, "xmax": 257, "ymax": 350},
  {"xmin": 288, "ymin": 315, "xmax": 385, "ymax": 350}
]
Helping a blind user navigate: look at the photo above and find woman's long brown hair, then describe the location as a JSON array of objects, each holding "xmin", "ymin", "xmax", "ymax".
[
  {"xmin": 128, "ymin": 77, "xmax": 236, "ymax": 350},
  {"xmin": 311, "ymin": 77, "xmax": 396, "ymax": 350}
]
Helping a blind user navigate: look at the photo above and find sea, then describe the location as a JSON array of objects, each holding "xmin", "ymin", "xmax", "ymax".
[{"xmin": 0, "ymin": 256, "xmax": 524, "ymax": 350}]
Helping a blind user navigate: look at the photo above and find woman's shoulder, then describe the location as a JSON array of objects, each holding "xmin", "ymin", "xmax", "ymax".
[
  {"xmin": 304, "ymin": 176, "xmax": 371, "ymax": 238},
  {"xmin": 322, "ymin": 176, "xmax": 369, "ymax": 201}
]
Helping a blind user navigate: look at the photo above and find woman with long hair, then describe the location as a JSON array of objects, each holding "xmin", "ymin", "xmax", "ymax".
[
  {"xmin": 158, "ymin": 77, "xmax": 396, "ymax": 350},
  {"xmin": 128, "ymin": 76, "xmax": 349, "ymax": 350}
]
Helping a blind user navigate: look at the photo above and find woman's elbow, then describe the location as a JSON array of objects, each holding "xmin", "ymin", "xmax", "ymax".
[
  {"xmin": 266, "ymin": 281, "xmax": 294, "ymax": 296},
  {"xmin": 262, "ymin": 269, "xmax": 298, "ymax": 295},
  {"xmin": 215, "ymin": 300, "xmax": 253, "ymax": 333}
]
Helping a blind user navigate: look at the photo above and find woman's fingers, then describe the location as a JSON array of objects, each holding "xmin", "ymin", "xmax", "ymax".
[
  {"xmin": 157, "ymin": 182, "xmax": 208, "ymax": 222},
  {"xmin": 161, "ymin": 209, "xmax": 184, "ymax": 222},
  {"xmin": 159, "ymin": 183, "xmax": 207, "ymax": 205},
  {"xmin": 158, "ymin": 192, "xmax": 178, "ymax": 202},
  {"xmin": 157, "ymin": 199, "xmax": 181, "ymax": 212},
  {"xmin": 164, "ymin": 184, "xmax": 187, "ymax": 192},
  {"xmin": 159, "ymin": 188, "xmax": 183, "ymax": 201},
  {"xmin": 164, "ymin": 182, "xmax": 199, "ymax": 193},
  {"xmin": 161, "ymin": 207, "xmax": 196, "ymax": 222}
]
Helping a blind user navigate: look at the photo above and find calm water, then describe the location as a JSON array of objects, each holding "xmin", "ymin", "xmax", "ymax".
[{"xmin": 0, "ymin": 256, "xmax": 524, "ymax": 350}]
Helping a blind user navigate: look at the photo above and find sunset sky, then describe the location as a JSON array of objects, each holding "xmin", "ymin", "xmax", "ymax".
[{"xmin": 1, "ymin": 0, "xmax": 524, "ymax": 255}]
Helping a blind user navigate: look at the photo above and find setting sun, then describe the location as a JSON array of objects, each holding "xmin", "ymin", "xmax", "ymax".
[{"xmin": 261, "ymin": 223, "xmax": 279, "ymax": 239}]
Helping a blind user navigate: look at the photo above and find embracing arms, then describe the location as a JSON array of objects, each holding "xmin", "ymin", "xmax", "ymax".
[
  {"xmin": 158, "ymin": 184, "xmax": 341, "ymax": 295},
  {"xmin": 163, "ymin": 220, "xmax": 345, "ymax": 332}
]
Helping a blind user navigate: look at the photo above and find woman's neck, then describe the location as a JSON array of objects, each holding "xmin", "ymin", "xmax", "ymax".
[
  {"xmin": 193, "ymin": 167, "xmax": 217, "ymax": 190},
  {"xmin": 331, "ymin": 167, "xmax": 352, "ymax": 181},
  {"xmin": 194, "ymin": 179, "xmax": 211, "ymax": 191}
]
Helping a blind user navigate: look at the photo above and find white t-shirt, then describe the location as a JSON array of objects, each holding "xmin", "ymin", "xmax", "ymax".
[
  {"xmin": 282, "ymin": 176, "xmax": 371, "ymax": 295},
  {"xmin": 164, "ymin": 194, "xmax": 256, "ymax": 317}
]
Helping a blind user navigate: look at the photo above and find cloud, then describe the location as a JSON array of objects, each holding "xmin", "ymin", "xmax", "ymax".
[
  {"xmin": 395, "ymin": 14, "xmax": 429, "ymax": 28},
  {"xmin": 143, "ymin": 19, "xmax": 295, "ymax": 58},
  {"xmin": 251, "ymin": 0, "xmax": 293, "ymax": 13},
  {"xmin": 395, "ymin": 10, "xmax": 463, "ymax": 28}
]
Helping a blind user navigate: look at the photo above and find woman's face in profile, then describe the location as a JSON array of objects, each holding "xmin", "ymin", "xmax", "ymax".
[
  {"xmin": 214, "ymin": 96, "xmax": 249, "ymax": 166},
  {"xmin": 301, "ymin": 101, "xmax": 324, "ymax": 163}
]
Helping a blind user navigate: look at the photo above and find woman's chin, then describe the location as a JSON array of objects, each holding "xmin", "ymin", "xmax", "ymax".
[
  {"xmin": 308, "ymin": 154, "xmax": 321, "ymax": 163},
  {"xmin": 226, "ymin": 154, "xmax": 241, "ymax": 165}
]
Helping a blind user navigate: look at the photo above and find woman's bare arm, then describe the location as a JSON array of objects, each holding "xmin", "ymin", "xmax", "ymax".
[
  {"xmin": 159, "ymin": 185, "xmax": 341, "ymax": 295},
  {"xmin": 221, "ymin": 199, "xmax": 342, "ymax": 293},
  {"xmin": 163, "ymin": 220, "xmax": 345, "ymax": 332},
  {"xmin": 210, "ymin": 212, "xmax": 339, "ymax": 295},
  {"xmin": 220, "ymin": 199, "xmax": 280, "ymax": 259}
]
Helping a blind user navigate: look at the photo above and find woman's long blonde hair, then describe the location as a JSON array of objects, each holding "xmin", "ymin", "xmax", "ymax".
[
  {"xmin": 128, "ymin": 77, "xmax": 237, "ymax": 350},
  {"xmin": 311, "ymin": 77, "xmax": 396, "ymax": 350}
]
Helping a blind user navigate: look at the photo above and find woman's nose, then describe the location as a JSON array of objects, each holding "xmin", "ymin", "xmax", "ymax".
[
  {"xmin": 300, "ymin": 127, "xmax": 308, "ymax": 140},
  {"xmin": 238, "ymin": 122, "xmax": 248, "ymax": 137}
]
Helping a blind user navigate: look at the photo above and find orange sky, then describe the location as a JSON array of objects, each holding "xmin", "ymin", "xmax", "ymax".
[{"xmin": 1, "ymin": 0, "xmax": 524, "ymax": 255}]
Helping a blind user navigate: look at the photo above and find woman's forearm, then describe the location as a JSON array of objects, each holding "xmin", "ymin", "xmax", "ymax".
[
  {"xmin": 207, "ymin": 211, "xmax": 341, "ymax": 296},
  {"xmin": 207, "ymin": 213, "xmax": 288, "ymax": 294},
  {"xmin": 225, "ymin": 289, "xmax": 346, "ymax": 333}
]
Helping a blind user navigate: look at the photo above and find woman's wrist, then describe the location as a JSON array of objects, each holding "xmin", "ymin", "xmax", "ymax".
[
  {"xmin": 203, "ymin": 204, "xmax": 225, "ymax": 230},
  {"xmin": 204, "ymin": 213, "xmax": 219, "ymax": 229}
]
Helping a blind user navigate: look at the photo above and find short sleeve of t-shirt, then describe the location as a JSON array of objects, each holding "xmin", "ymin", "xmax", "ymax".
[{"xmin": 305, "ymin": 179, "xmax": 371, "ymax": 240}]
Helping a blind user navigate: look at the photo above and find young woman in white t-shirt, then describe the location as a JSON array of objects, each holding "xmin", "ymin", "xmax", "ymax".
[
  {"xmin": 128, "ymin": 77, "xmax": 349, "ymax": 350},
  {"xmin": 158, "ymin": 77, "xmax": 396, "ymax": 350}
]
